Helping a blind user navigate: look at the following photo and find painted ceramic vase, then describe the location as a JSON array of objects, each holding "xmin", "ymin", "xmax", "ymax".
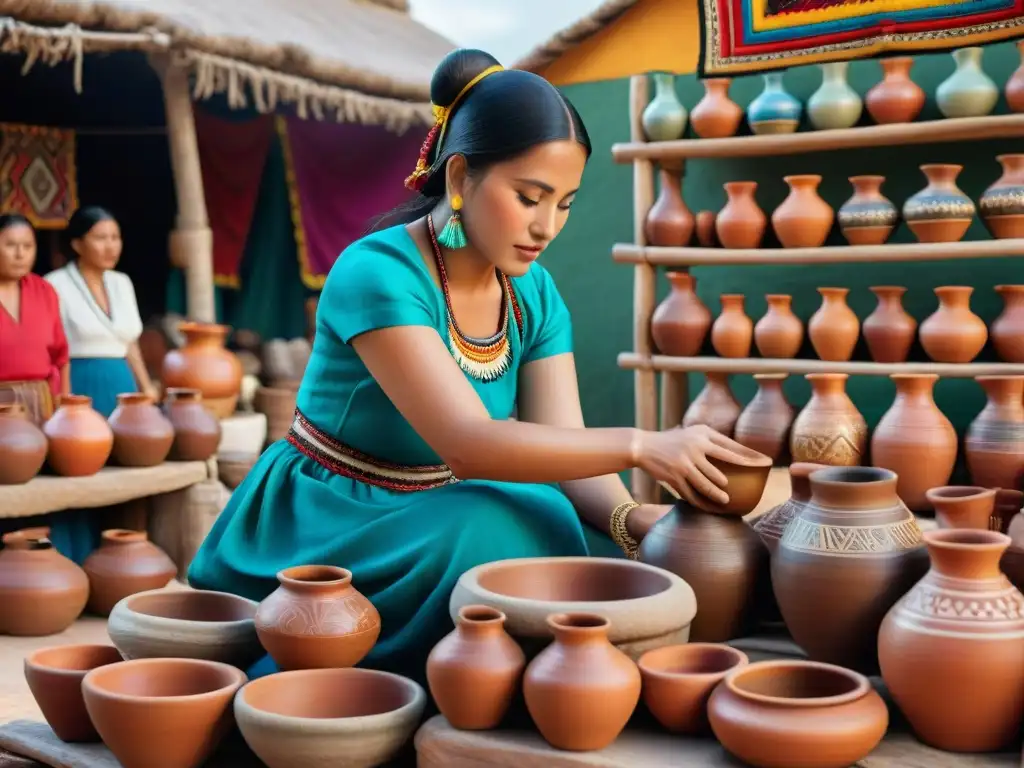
[
  {"xmin": 0, "ymin": 403, "xmax": 47, "ymax": 485},
  {"xmin": 1007, "ymin": 41, "xmax": 1024, "ymax": 113},
  {"xmin": 161, "ymin": 322, "xmax": 243, "ymax": 418},
  {"xmin": 734, "ymin": 373, "xmax": 794, "ymax": 463},
  {"xmin": 992, "ymin": 285, "xmax": 1024, "ymax": 362},
  {"xmin": 808, "ymin": 287, "xmax": 859, "ymax": 362},
  {"xmin": 683, "ymin": 373, "xmax": 741, "ymax": 436},
  {"xmin": 837, "ymin": 175, "xmax": 897, "ymax": 246},
  {"xmin": 107, "ymin": 393, "xmax": 175, "ymax": 468},
  {"xmin": 645, "ymin": 166, "xmax": 694, "ymax": 246},
  {"xmin": 808, "ymin": 62, "xmax": 862, "ymax": 130},
  {"xmin": 691, "ymin": 78, "xmax": 742, "ymax": 138},
  {"xmin": 979, "ymin": 154, "xmax": 1024, "ymax": 239},
  {"xmin": 642, "ymin": 73, "xmax": 687, "ymax": 141},
  {"xmin": 162, "ymin": 388, "xmax": 221, "ymax": 461},
  {"xmin": 865, "ymin": 57, "xmax": 925, "ymax": 124},
  {"xmin": 790, "ymin": 373, "xmax": 867, "ymax": 467},
  {"xmin": 754, "ymin": 294, "xmax": 803, "ymax": 358},
  {"xmin": 902, "ymin": 164, "xmax": 975, "ymax": 243},
  {"xmin": 965, "ymin": 375, "xmax": 1024, "ymax": 491},
  {"xmin": 650, "ymin": 272, "xmax": 711, "ymax": 357},
  {"xmin": 936, "ymin": 47, "xmax": 999, "ymax": 119},
  {"xmin": 771, "ymin": 175, "xmax": 834, "ymax": 248},
  {"xmin": 42, "ymin": 395, "xmax": 113, "ymax": 477},
  {"xmin": 919, "ymin": 286, "xmax": 987, "ymax": 363},
  {"xmin": 711, "ymin": 294, "xmax": 753, "ymax": 358},
  {"xmin": 747, "ymin": 73, "xmax": 802, "ymax": 135},
  {"xmin": 862, "ymin": 286, "xmax": 917, "ymax": 363},
  {"xmin": 82, "ymin": 529, "xmax": 177, "ymax": 616},
  {"xmin": 715, "ymin": 181, "xmax": 766, "ymax": 249}
]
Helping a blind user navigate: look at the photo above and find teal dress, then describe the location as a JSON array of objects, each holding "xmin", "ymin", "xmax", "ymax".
[{"xmin": 188, "ymin": 224, "xmax": 621, "ymax": 684}]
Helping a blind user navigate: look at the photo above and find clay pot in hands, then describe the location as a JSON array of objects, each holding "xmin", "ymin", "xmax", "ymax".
[
  {"xmin": 163, "ymin": 388, "xmax": 221, "ymax": 461},
  {"xmin": 0, "ymin": 403, "xmax": 47, "ymax": 484},
  {"xmin": 682, "ymin": 373, "xmax": 741, "ymax": 436},
  {"xmin": 0, "ymin": 527, "xmax": 88, "ymax": 636},
  {"xmin": 980, "ymin": 154, "xmax": 1024, "ymax": 239},
  {"xmin": 878, "ymin": 529, "xmax": 1024, "ymax": 753},
  {"xmin": 871, "ymin": 374, "xmax": 957, "ymax": 512},
  {"xmin": 790, "ymin": 373, "xmax": 867, "ymax": 466},
  {"xmin": 903, "ymin": 164, "xmax": 975, "ymax": 243},
  {"xmin": 645, "ymin": 166, "xmax": 693, "ymax": 246},
  {"xmin": 753, "ymin": 462, "xmax": 826, "ymax": 554},
  {"xmin": 734, "ymin": 373, "xmax": 794, "ymax": 463},
  {"xmin": 715, "ymin": 182, "xmax": 766, "ymax": 249},
  {"xmin": 161, "ymin": 322, "xmax": 243, "ymax": 418},
  {"xmin": 82, "ymin": 529, "xmax": 177, "ymax": 616},
  {"xmin": 837, "ymin": 175, "xmax": 897, "ymax": 245},
  {"xmin": 108, "ymin": 393, "xmax": 174, "ymax": 467},
  {"xmin": 42, "ymin": 395, "xmax": 113, "ymax": 477},
  {"xmin": 919, "ymin": 286, "xmax": 987, "ymax": 363},
  {"xmin": 426, "ymin": 605, "xmax": 525, "ymax": 731},
  {"xmin": 1008, "ymin": 41, "xmax": 1024, "ymax": 113},
  {"xmin": 711, "ymin": 295, "xmax": 753, "ymax": 358},
  {"xmin": 865, "ymin": 56, "xmax": 925, "ymax": 124},
  {"xmin": 928, "ymin": 486, "xmax": 998, "ymax": 530},
  {"xmin": 771, "ymin": 175, "xmax": 834, "ymax": 249},
  {"xmin": 695, "ymin": 211, "xmax": 717, "ymax": 247},
  {"xmin": 650, "ymin": 272, "xmax": 711, "ymax": 357},
  {"xmin": 992, "ymin": 285, "xmax": 1024, "ymax": 362},
  {"xmin": 808, "ymin": 287, "xmax": 859, "ymax": 362},
  {"xmin": 965, "ymin": 375, "xmax": 1024, "ymax": 491},
  {"xmin": 523, "ymin": 613, "xmax": 641, "ymax": 751},
  {"xmin": 691, "ymin": 79, "xmax": 742, "ymax": 138},
  {"xmin": 754, "ymin": 295, "xmax": 803, "ymax": 358},
  {"xmin": 862, "ymin": 286, "xmax": 916, "ymax": 363}
]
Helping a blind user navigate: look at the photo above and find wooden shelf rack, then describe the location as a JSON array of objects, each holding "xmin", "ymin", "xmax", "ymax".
[{"xmin": 618, "ymin": 355, "xmax": 1024, "ymax": 378}]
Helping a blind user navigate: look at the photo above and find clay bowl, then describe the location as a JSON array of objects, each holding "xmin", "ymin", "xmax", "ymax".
[
  {"xmin": 235, "ymin": 668, "xmax": 426, "ymax": 768},
  {"xmin": 83, "ymin": 658, "xmax": 246, "ymax": 768},
  {"xmin": 638, "ymin": 643, "xmax": 748, "ymax": 734},
  {"xmin": 107, "ymin": 588, "xmax": 263, "ymax": 669},
  {"xmin": 708, "ymin": 660, "xmax": 888, "ymax": 768},
  {"xmin": 24, "ymin": 644, "xmax": 123, "ymax": 742},
  {"xmin": 926, "ymin": 486, "xmax": 998, "ymax": 531},
  {"xmin": 701, "ymin": 443, "xmax": 773, "ymax": 516},
  {"xmin": 450, "ymin": 556, "xmax": 696, "ymax": 659}
]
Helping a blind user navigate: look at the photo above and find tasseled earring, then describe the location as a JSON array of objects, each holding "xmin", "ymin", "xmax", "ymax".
[{"xmin": 437, "ymin": 194, "xmax": 467, "ymax": 249}]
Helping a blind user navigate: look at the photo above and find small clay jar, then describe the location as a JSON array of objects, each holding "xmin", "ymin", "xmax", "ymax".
[
  {"xmin": 42, "ymin": 395, "xmax": 113, "ymax": 477},
  {"xmin": 754, "ymin": 295, "xmax": 803, "ymax": 358},
  {"xmin": 711, "ymin": 295, "xmax": 753, "ymax": 358},
  {"xmin": 162, "ymin": 388, "xmax": 222, "ymax": 461},
  {"xmin": 716, "ymin": 182, "xmax": 767, "ymax": 249},
  {"xmin": 690, "ymin": 79, "xmax": 742, "ymax": 138},
  {"xmin": 865, "ymin": 57, "xmax": 925, "ymax": 124},
  {"xmin": 919, "ymin": 286, "xmax": 988, "ymax": 363},
  {"xmin": 979, "ymin": 154, "xmax": 1024, "ymax": 239},
  {"xmin": 965, "ymin": 375, "xmax": 1024, "ymax": 491},
  {"xmin": 862, "ymin": 286, "xmax": 917, "ymax": 363},
  {"xmin": 108, "ymin": 393, "xmax": 175, "ymax": 467},
  {"xmin": 771, "ymin": 175, "xmax": 834, "ymax": 249},
  {"xmin": 734, "ymin": 373, "xmax": 794, "ymax": 463},
  {"xmin": 927, "ymin": 486, "xmax": 998, "ymax": 530},
  {"xmin": 645, "ymin": 166, "xmax": 694, "ymax": 247},
  {"xmin": 82, "ymin": 529, "xmax": 177, "ymax": 616},
  {"xmin": 790, "ymin": 373, "xmax": 867, "ymax": 467},
  {"xmin": 683, "ymin": 373, "xmax": 741, "ymax": 436},
  {"xmin": 650, "ymin": 272, "xmax": 712, "ymax": 357},
  {"xmin": 161, "ymin": 322, "xmax": 243, "ymax": 418},
  {"xmin": 523, "ymin": 613, "xmax": 641, "ymax": 752},
  {"xmin": 808, "ymin": 287, "xmax": 859, "ymax": 362},
  {"xmin": 752, "ymin": 462, "xmax": 826, "ymax": 555},
  {"xmin": 837, "ymin": 175, "xmax": 897, "ymax": 245},
  {"xmin": 426, "ymin": 605, "xmax": 526, "ymax": 731},
  {"xmin": 902, "ymin": 164, "xmax": 976, "ymax": 243},
  {"xmin": 0, "ymin": 403, "xmax": 47, "ymax": 484},
  {"xmin": 1007, "ymin": 41, "xmax": 1024, "ymax": 113},
  {"xmin": 992, "ymin": 285, "xmax": 1024, "ymax": 362},
  {"xmin": 695, "ymin": 211, "xmax": 717, "ymax": 247}
]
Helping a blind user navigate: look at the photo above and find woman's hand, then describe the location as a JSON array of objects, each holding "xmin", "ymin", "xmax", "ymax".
[
  {"xmin": 625, "ymin": 503, "xmax": 672, "ymax": 543},
  {"xmin": 141, "ymin": 381, "xmax": 161, "ymax": 402}
]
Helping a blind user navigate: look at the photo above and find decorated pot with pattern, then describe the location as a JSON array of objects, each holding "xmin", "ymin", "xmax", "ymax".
[
  {"xmin": 747, "ymin": 73, "xmax": 802, "ymax": 135},
  {"xmin": 837, "ymin": 176, "xmax": 897, "ymax": 246},
  {"xmin": 979, "ymin": 154, "xmax": 1024, "ymax": 239},
  {"xmin": 789, "ymin": 373, "xmax": 867, "ymax": 467},
  {"xmin": 902, "ymin": 164, "xmax": 976, "ymax": 243}
]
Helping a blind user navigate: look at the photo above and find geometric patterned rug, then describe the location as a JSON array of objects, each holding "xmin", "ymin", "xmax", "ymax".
[{"xmin": 0, "ymin": 123, "xmax": 77, "ymax": 229}]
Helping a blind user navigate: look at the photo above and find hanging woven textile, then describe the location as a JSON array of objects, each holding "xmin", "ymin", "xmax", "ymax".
[{"xmin": 0, "ymin": 123, "xmax": 77, "ymax": 229}]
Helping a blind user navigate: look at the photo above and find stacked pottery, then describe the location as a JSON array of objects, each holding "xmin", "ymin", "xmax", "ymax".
[
  {"xmin": 964, "ymin": 376, "xmax": 1024, "ymax": 490},
  {"xmin": 753, "ymin": 295, "xmax": 803, "ymax": 358},
  {"xmin": 928, "ymin": 486, "xmax": 997, "ymax": 531},
  {"xmin": 642, "ymin": 73, "xmax": 687, "ymax": 141},
  {"xmin": 902, "ymin": 164, "xmax": 975, "ymax": 243},
  {"xmin": 107, "ymin": 393, "xmax": 175, "ymax": 467},
  {"xmin": 919, "ymin": 286, "xmax": 987, "ymax": 363},
  {"xmin": 650, "ymin": 272, "xmax": 711, "ymax": 356},
  {"xmin": 682, "ymin": 373, "xmax": 741, "ymax": 436},
  {"xmin": 865, "ymin": 57, "xmax": 925, "ymax": 124},
  {"xmin": 992, "ymin": 285, "xmax": 1024, "ymax": 362},
  {"xmin": 747, "ymin": 73, "xmax": 802, "ymax": 135},
  {"xmin": 733, "ymin": 373, "xmax": 793, "ymax": 463},
  {"xmin": 807, "ymin": 62, "xmax": 862, "ymax": 130},
  {"xmin": 716, "ymin": 182, "xmax": 767, "ymax": 249},
  {"xmin": 161, "ymin": 322, "xmax": 243, "ymax": 418},
  {"xmin": 837, "ymin": 176, "xmax": 897, "ymax": 245},
  {"xmin": 979, "ymin": 154, "xmax": 1024, "ymax": 239},
  {"xmin": 163, "ymin": 388, "xmax": 222, "ymax": 461},
  {"xmin": 0, "ymin": 403, "xmax": 47, "ymax": 484},
  {"xmin": 645, "ymin": 166, "xmax": 693, "ymax": 246},
  {"xmin": 807, "ymin": 287, "xmax": 859, "ymax": 362},
  {"xmin": 936, "ymin": 47, "xmax": 999, "ymax": 118},
  {"xmin": 710, "ymin": 295, "xmax": 753, "ymax": 358},
  {"xmin": 690, "ymin": 79, "xmax": 742, "ymax": 138},
  {"xmin": 0, "ymin": 528, "xmax": 89, "ymax": 636},
  {"xmin": 790, "ymin": 373, "xmax": 867, "ymax": 467},
  {"xmin": 82, "ymin": 529, "xmax": 177, "ymax": 616},
  {"xmin": 1008, "ymin": 41, "xmax": 1024, "ymax": 113},
  {"xmin": 862, "ymin": 286, "xmax": 917, "ymax": 363},
  {"xmin": 42, "ymin": 395, "xmax": 113, "ymax": 477},
  {"xmin": 752, "ymin": 463, "xmax": 826, "ymax": 555},
  {"xmin": 771, "ymin": 175, "xmax": 834, "ymax": 248}
]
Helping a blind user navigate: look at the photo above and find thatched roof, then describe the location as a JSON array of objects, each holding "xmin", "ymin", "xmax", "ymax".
[{"xmin": 514, "ymin": 0, "xmax": 638, "ymax": 75}]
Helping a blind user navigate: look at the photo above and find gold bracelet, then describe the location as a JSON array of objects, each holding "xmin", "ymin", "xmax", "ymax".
[{"xmin": 610, "ymin": 501, "xmax": 641, "ymax": 560}]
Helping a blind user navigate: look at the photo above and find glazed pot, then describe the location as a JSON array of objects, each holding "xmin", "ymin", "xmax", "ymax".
[
  {"xmin": 870, "ymin": 374, "xmax": 957, "ymax": 512},
  {"xmin": 1008, "ymin": 40, "xmax": 1024, "ymax": 113},
  {"xmin": 902, "ymin": 164, "xmax": 975, "ymax": 243},
  {"xmin": 716, "ymin": 181, "xmax": 767, "ymax": 249},
  {"xmin": 753, "ymin": 294, "xmax": 803, "ymax": 358},
  {"xmin": 708, "ymin": 660, "xmax": 888, "ymax": 768},
  {"xmin": 733, "ymin": 373, "xmax": 793, "ymax": 463},
  {"xmin": 771, "ymin": 175, "xmax": 834, "ymax": 249},
  {"xmin": 928, "ymin": 486, "xmax": 998, "ymax": 530},
  {"xmin": 807, "ymin": 287, "xmax": 859, "ymax": 362},
  {"xmin": 108, "ymin": 393, "xmax": 175, "ymax": 467},
  {"xmin": 255, "ymin": 565, "xmax": 381, "ymax": 670},
  {"xmin": 979, "ymin": 154, "xmax": 1024, "ymax": 239},
  {"xmin": 682, "ymin": 372, "xmax": 741, "ymax": 436},
  {"xmin": 865, "ymin": 56, "xmax": 924, "ymax": 124},
  {"xmin": 992, "ymin": 285, "xmax": 1024, "ymax": 362},
  {"xmin": 808, "ymin": 62, "xmax": 862, "ymax": 130},
  {"xmin": 695, "ymin": 210, "xmax": 717, "ymax": 246},
  {"xmin": 163, "ymin": 388, "xmax": 222, "ymax": 461},
  {"xmin": 965, "ymin": 375, "xmax": 1024, "ymax": 490},
  {"xmin": 0, "ymin": 402, "xmax": 47, "ymax": 484},
  {"xmin": 42, "ymin": 394, "xmax": 113, "ymax": 477},
  {"xmin": 772, "ymin": 466, "xmax": 927, "ymax": 671},
  {"xmin": 642, "ymin": 72, "xmax": 687, "ymax": 141},
  {"xmin": 789, "ymin": 373, "xmax": 867, "ymax": 466},
  {"xmin": 862, "ymin": 286, "xmax": 916, "ymax": 363},
  {"xmin": 936, "ymin": 47, "xmax": 999, "ymax": 118},
  {"xmin": 161, "ymin": 322, "xmax": 243, "ymax": 418},
  {"xmin": 426, "ymin": 604, "xmax": 525, "ymax": 730},
  {"xmin": 645, "ymin": 166, "xmax": 693, "ymax": 247},
  {"xmin": 650, "ymin": 272, "xmax": 711, "ymax": 357},
  {"xmin": 919, "ymin": 286, "xmax": 987, "ymax": 363},
  {"xmin": 82, "ymin": 529, "xmax": 177, "ymax": 616},
  {"xmin": 690, "ymin": 78, "xmax": 742, "ymax": 138},
  {"xmin": 747, "ymin": 73, "xmax": 802, "ymax": 135},
  {"xmin": 752, "ymin": 462, "xmax": 826, "ymax": 555},
  {"xmin": 0, "ymin": 527, "xmax": 89, "ymax": 636},
  {"xmin": 523, "ymin": 613, "xmax": 641, "ymax": 751},
  {"xmin": 837, "ymin": 175, "xmax": 897, "ymax": 246},
  {"xmin": 878, "ymin": 529, "xmax": 1024, "ymax": 752},
  {"xmin": 711, "ymin": 294, "xmax": 753, "ymax": 358}
]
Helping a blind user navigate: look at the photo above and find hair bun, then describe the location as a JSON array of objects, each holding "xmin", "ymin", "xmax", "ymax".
[{"xmin": 430, "ymin": 48, "xmax": 502, "ymax": 108}]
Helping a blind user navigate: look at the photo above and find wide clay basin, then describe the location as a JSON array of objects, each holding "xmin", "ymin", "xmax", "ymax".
[{"xmin": 449, "ymin": 556, "xmax": 696, "ymax": 659}]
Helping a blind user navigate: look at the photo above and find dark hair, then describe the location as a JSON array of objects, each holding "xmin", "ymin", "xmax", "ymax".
[
  {"xmin": 65, "ymin": 206, "xmax": 117, "ymax": 257},
  {"xmin": 0, "ymin": 212, "xmax": 33, "ymax": 236},
  {"xmin": 373, "ymin": 49, "xmax": 592, "ymax": 230}
]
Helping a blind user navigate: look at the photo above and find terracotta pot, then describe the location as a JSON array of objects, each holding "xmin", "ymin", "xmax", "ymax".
[
  {"xmin": 650, "ymin": 272, "xmax": 711, "ymax": 357},
  {"xmin": 523, "ymin": 613, "xmax": 641, "ymax": 751},
  {"xmin": 82, "ymin": 529, "xmax": 177, "ymax": 616},
  {"xmin": 965, "ymin": 375, "xmax": 1024, "ymax": 490},
  {"xmin": 772, "ymin": 466, "xmax": 927, "ymax": 671},
  {"xmin": 161, "ymin": 322, "xmax": 243, "ymax": 418},
  {"xmin": 0, "ymin": 527, "xmax": 89, "ymax": 636},
  {"xmin": 682, "ymin": 372, "xmax": 740, "ymax": 436},
  {"xmin": 426, "ymin": 604, "xmax": 525, "ymax": 730},
  {"xmin": 928, "ymin": 486, "xmax": 998, "ymax": 530},
  {"xmin": 645, "ymin": 166, "xmax": 693, "ymax": 247},
  {"xmin": 715, "ymin": 181, "xmax": 766, "ymax": 249},
  {"xmin": 862, "ymin": 286, "xmax": 916, "ymax": 363},
  {"xmin": 697, "ymin": 443, "xmax": 774, "ymax": 516},
  {"xmin": 83, "ymin": 658, "xmax": 246, "ymax": 768},
  {"xmin": 790, "ymin": 373, "xmax": 867, "ymax": 466},
  {"xmin": 808, "ymin": 287, "xmax": 859, "ymax": 362},
  {"xmin": 865, "ymin": 56, "xmax": 925, "ymax": 124},
  {"xmin": 42, "ymin": 395, "xmax": 113, "ymax": 477},
  {"xmin": 711, "ymin": 294, "xmax": 753, "ymax": 358},
  {"xmin": 771, "ymin": 175, "xmax": 834, "ymax": 249},
  {"xmin": 1007, "ymin": 40, "xmax": 1024, "ymax": 113},
  {"xmin": 919, "ymin": 286, "xmax": 987, "ymax": 363},
  {"xmin": 837, "ymin": 175, "xmax": 897, "ymax": 245},
  {"xmin": 694, "ymin": 210, "xmax": 717, "ymax": 246},
  {"xmin": 903, "ymin": 164, "xmax": 975, "ymax": 243},
  {"xmin": 108, "ymin": 393, "xmax": 175, "ymax": 467},
  {"xmin": 708, "ymin": 660, "xmax": 888, "ymax": 768},
  {"xmin": 255, "ymin": 565, "xmax": 381, "ymax": 670},
  {"xmin": 980, "ymin": 154, "xmax": 1024, "ymax": 239},
  {"xmin": 638, "ymin": 643, "xmax": 748, "ymax": 734},
  {"xmin": 734, "ymin": 373, "xmax": 793, "ymax": 463},
  {"xmin": 691, "ymin": 78, "xmax": 742, "ymax": 138},
  {"xmin": 163, "ymin": 388, "xmax": 222, "ymax": 461},
  {"xmin": 753, "ymin": 294, "xmax": 803, "ymax": 358},
  {"xmin": 752, "ymin": 462, "xmax": 826, "ymax": 555},
  {"xmin": 992, "ymin": 285, "xmax": 1024, "ymax": 362},
  {"xmin": 879, "ymin": 529, "xmax": 1024, "ymax": 752},
  {"xmin": 1002, "ymin": 490, "xmax": 1024, "ymax": 590},
  {"xmin": 871, "ymin": 374, "xmax": 957, "ymax": 512},
  {"xmin": 0, "ymin": 403, "xmax": 47, "ymax": 484}
]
